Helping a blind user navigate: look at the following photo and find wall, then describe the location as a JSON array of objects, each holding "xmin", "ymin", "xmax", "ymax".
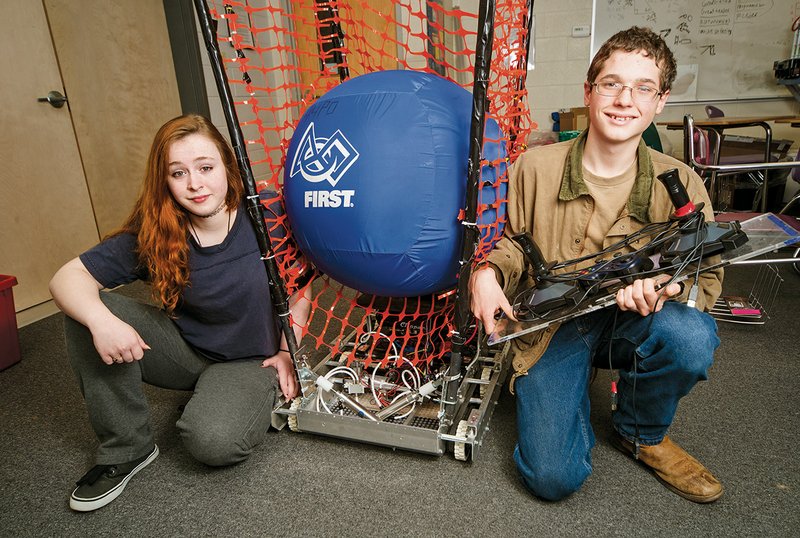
[
  {"xmin": 196, "ymin": 1, "xmax": 291, "ymax": 185},
  {"xmin": 197, "ymin": 0, "xmax": 430, "ymax": 184},
  {"xmin": 527, "ymin": 0, "xmax": 800, "ymax": 160},
  {"xmin": 196, "ymin": 0, "xmax": 800, "ymax": 165},
  {"xmin": 593, "ymin": 0, "xmax": 798, "ymax": 102}
]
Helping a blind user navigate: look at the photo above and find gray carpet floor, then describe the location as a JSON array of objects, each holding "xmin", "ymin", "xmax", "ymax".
[{"xmin": 1, "ymin": 262, "xmax": 798, "ymax": 537}]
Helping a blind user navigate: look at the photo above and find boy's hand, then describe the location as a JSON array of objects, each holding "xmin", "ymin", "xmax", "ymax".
[
  {"xmin": 469, "ymin": 266, "xmax": 516, "ymax": 334},
  {"xmin": 615, "ymin": 274, "xmax": 682, "ymax": 316}
]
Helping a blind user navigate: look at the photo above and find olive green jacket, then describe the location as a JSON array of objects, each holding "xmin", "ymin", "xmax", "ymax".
[{"xmin": 487, "ymin": 132, "xmax": 723, "ymax": 391}]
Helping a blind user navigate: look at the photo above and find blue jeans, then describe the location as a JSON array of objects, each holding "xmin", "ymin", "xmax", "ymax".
[{"xmin": 513, "ymin": 301, "xmax": 719, "ymax": 501}]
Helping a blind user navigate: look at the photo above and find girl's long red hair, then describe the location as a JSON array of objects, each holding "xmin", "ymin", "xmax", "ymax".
[{"xmin": 113, "ymin": 114, "xmax": 243, "ymax": 313}]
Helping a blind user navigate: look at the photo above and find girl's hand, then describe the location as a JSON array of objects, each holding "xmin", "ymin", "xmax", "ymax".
[
  {"xmin": 90, "ymin": 315, "xmax": 150, "ymax": 365},
  {"xmin": 262, "ymin": 351, "xmax": 299, "ymax": 400}
]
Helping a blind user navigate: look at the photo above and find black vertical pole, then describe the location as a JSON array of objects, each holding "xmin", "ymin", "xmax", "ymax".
[
  {"xmin": 327, "ymin": 1, "xmax": 350, "ymax": 82},
  {"xmin": 192, "ymin": 0, "xmax": 301, "ymax": 362},
  {"xmin": 510, "ymin": 0, "xmax": 534, "ymax": 146},
  {"xmin": 443, "ymin": 0, "xmax": 496, "ymax": 423}
]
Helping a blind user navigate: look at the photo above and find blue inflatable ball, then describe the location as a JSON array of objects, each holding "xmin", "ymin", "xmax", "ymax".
[{"xmin": 284, "ymin": 70, "xmax": 507, "ymax": 297}]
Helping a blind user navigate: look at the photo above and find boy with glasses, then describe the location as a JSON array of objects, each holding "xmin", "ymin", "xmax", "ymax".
[{"xmin": 470, "ymin": 26, "xmax": 723, "ymax": 503}]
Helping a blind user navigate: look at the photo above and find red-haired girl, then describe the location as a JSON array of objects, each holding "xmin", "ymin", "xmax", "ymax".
[{"xmin": 50, "ymin": 114, "xmax": 309, "ymax": 512}]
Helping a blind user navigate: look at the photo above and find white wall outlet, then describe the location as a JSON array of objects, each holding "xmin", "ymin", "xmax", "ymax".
[{"xmin": 572, "ymin": 25, "xmax": 591, "ymax": 38}]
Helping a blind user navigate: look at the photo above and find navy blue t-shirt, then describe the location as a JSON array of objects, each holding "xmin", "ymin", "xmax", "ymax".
[{"xmin": 80, "ymin": 206, "xmax": 279, "ymax": 361}]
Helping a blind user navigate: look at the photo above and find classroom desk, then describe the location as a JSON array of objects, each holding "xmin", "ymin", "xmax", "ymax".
[
  {"xmin": 658, "ymin": 115, "xmax": 795, "ymax": 211},
  {"xmin": 774, "ymin": 117, "xmax": 800, "ymax": 128}
]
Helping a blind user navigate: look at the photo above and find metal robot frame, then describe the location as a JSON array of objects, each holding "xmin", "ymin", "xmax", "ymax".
[{"xmin": 193, "ymin": 0, "xmax": 533, "ymax": 460}]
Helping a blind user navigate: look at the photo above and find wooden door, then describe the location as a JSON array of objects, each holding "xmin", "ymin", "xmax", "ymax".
[
  {"xmin": 0, "ymin": 1, "xmax": 99, "ymax": 324},
  {"xmin": 45, "ymin": 0, "xmax": 182, "ymax": 236},
  {"xmin": 0, "ymin": 0, "xmax": 182, "ymax": 326}
]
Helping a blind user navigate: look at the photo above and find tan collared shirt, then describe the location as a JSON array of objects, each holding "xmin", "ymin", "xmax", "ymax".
[{"xmin": 582, "ymin": 158, "xmax": 637, "ymax": 253}]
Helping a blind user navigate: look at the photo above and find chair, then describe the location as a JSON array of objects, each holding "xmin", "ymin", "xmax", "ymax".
[
  {"xmin": 697, "ymin": 107, "xmax": 786, "ymax": 210},
  {"xmin": 693, "ymin": 127, "xmax": 712, "ymax": 166},
  {"xmin": 779, "ymin": 149, "xmax": 800, "ymax": 275},
  {"xmin": 690, "ymin": 123, "xmax": 786, "ymax": 212},
  {"xmin": 642, "ymin": 122, "xmax": 663, "ymax": 152},
  {"xmin": 691, "ymin": 126, "xmax": 726, "ymax": 202},
  {"xmin": 779, "ymin": 149, "xmax": 800, "ymax": 215}
]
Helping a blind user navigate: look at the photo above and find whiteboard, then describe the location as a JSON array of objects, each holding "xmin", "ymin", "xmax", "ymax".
[{"xmin": 591, "ymin": 0, "xmax": 798, "ymax": 102}]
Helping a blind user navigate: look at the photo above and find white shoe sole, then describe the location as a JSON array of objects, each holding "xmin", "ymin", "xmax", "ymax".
[{"xmin": 70, "ymin": 445, "xmax": 159, "ymax": 512}]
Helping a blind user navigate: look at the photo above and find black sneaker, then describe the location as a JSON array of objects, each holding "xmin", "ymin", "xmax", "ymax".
[{"xmin": 69, "ymin": 445, "xmax": 159, "ymax": 512}]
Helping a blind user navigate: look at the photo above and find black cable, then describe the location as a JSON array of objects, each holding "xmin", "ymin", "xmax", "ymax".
[
  {"xmin": 550, "ymin": 220, "xmax": 679, "ymax": 270},
  {"xmin": 608, "ymin": 307, "xmax": 620, "ymax": 412},
  {"xmin": 691, "ymin": 214, "xmax": 706, "ymax": 300},
  {"xmin": 632, "ymin": 349, "xmax": 640, "ymax": 458},
  {"xmin": 516, "ymin": 210, "xmax": 712, "ymax": 318},
  {"xmin": 628, "ymin": 211, "xmax": 708, "ymax": 456},
  {"xmin": 544, "ymin": 221, "xmax": 688, "ymax": 284}
]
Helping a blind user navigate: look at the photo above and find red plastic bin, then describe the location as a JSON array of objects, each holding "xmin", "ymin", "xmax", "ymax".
[{"xmin": 0, "ymin": 275, "xmax": 21, "ymax": 371}]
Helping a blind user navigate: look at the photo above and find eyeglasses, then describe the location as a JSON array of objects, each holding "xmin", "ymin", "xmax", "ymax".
[{"xmin": 590, "ymin": 81, "xmax": 663, "ymax": 102}]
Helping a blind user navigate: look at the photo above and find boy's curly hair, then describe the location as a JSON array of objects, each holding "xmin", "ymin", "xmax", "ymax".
[{"xmin": 587, "ymin": 26, "xmax": 677, "ymax": 92}]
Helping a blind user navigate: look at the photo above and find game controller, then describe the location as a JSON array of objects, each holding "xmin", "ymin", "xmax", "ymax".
[{"xmin": 506, "ymin": 168, "xmax": 749, "ymax": 321}]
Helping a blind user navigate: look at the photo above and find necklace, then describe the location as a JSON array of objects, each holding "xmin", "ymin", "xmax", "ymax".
[
  {"xmin": 202, "ymin": 200, "xmax": 227, "ymax": 219},
  {"xmin": 188, "ymin": 209, "xmax": 232, "ymax": 247}
]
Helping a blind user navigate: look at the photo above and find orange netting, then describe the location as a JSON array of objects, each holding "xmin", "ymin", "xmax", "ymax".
[{"xmin": 207, "ymin": 0, "xmax": 532, "ymax": 368}]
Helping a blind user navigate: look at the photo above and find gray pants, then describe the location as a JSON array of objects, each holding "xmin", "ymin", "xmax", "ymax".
[{"xmin": 65, "ymin": 292, "xmax": 279, "ymax": 467}]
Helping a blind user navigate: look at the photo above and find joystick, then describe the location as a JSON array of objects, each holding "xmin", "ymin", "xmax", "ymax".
[
  {"xmin": 512, "ymin": 233, "xmax": 582, "ymax": 316},
  {"xmin": 657, "ymin": 168, "xmax": 698, "ymax": 218},
  {"xmin": 657, "ymin": 169, "xmax": 748, "ymax": 265}
]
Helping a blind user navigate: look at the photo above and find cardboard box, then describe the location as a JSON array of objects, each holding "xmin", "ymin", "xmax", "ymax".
[
  {"xmin": 559, "ymin": 107, "xmax": 589, "ymax": 131},
  {"xmin": 0, "ymin": 275, "xmax": 21, "ymax": 371}
]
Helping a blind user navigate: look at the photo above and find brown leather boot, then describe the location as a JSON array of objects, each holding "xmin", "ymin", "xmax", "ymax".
[{"xmin": 611, "ymin": 432, "xmax": 723, "ymax": 503}]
